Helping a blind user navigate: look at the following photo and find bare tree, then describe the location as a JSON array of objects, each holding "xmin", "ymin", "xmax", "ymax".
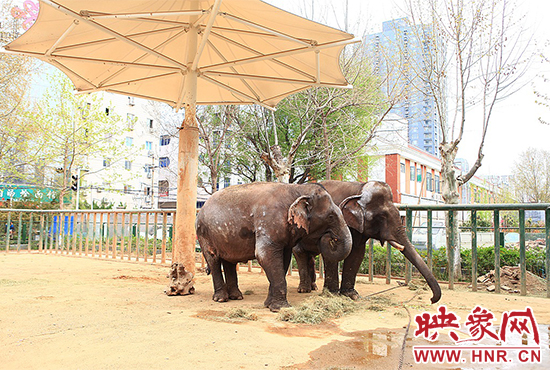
[
  {"xmin": 405, "ymin": 0, "xmax": 530, "ymax": 276},
  {"xmin": 509, "ymin": 148, "xmax": 550, "ymax": 203}
]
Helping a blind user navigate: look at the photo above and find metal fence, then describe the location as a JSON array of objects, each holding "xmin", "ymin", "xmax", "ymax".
[
  {"xmin": 396, "ymin": 203, "xmax": 550, "ymax": 298},
  {"xmin": 0, "ymin": 209, "xmax": 176, "ymax": 264},
  {"xmin": 1, "ymin": 204, "xmax": 549, "ymax": 299}
]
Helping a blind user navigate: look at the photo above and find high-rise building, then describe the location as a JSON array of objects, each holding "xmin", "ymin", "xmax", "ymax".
[{"xmin": 365, "ymin": 18, "xmax": 443, "ymax": 157}]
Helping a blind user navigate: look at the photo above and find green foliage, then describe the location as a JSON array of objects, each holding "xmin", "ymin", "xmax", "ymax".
[{"xmin": 359, "ymin": 244, "xmax": 547, "ymax": 282}]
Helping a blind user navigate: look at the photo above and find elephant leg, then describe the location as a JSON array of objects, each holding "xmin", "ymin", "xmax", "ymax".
[
  {"xmin": 293, "ymin": 245, "xmax": 316, "ymax": 293},
  {"xmin": 203, "ymin": 250, "xmax": 228, "ymax": 302},
  {"xmin": 307, "ymin": 255, "xmax": 318, "ymax": 291},
  {"xmin": 323, "ymin": 259, "xmax": 340, "ymax": 294},
  {"xmin": 222, "ymin": 260, "xmax": 243, "ymax": 300},
  {"xmin": 256, "ymin": 240, "xmax": 290, "ymax": 312},
  {"xmin": 339, "ymin": 233, "xmax": 368, "ymax": 300}
]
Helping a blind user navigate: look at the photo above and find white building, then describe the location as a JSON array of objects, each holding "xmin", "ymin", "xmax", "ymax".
[{"xmin": 80, "ymin": 94, "xmax": 160, "ymax": 209}]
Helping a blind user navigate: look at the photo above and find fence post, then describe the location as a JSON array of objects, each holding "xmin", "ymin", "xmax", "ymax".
[
  {"xmin": 448, "ymin": 210, "xmax": 454, "ymax": 290},
  {"xmin": 386, "ymin": 241, "xmax": 391, "ymax": 285},
  {"xmin": 405, "ymin": 209, "xmax": 412, "ymax": 284},
  {"xmin": 519, "ymin": 209, "xmax": 526, "ymax": 296},
  {"xmin": 546, "ymin": 207, "xmax": 550, "ymax": 299},
  {"xmin": 471, "ymin": 210, "xmax": 478, "ymax": 292},
  {"xmin": 27, "ymin": 213, "xmax": 33, "ymax": 252},
  {"xmin": 17, "ymin": 212, "xmax": 23, "ymax": 252},
  {"xmin": 427, "ymin": 210, "xmax": 433, "ymax": 271},
  {"xmin": 494, "ymin": 210, "xmax": 501, "ymax": 294},
  {"xmin": 368, "ymin": 238, "xmax": 374, "ymax": 282},
  {"xmin": 5, "ymin": 211, "xmax": 11, "ymax": 252}
]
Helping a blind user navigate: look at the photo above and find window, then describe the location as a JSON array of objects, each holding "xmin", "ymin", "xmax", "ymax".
[
  {"xmin": 145, "ymin": 141, "xmax": 152, "ymax": 151},
  {"xmin": 126, "ymin": 113, "xmax": 135, "ymax": 129},
  {"xmin": 224, "ymin": 177, "xmax": 230, "ymax": 188},
  {"xmin": 160, "ymin": 135, "xmax": 171, "ymax": 146},
  {"xmin": 103, "ymin": 158, "xmax": 111, "ymax": 167},
  {"xmin": 124, "ymin": 161, "xmax": 132, "ymax": 170},
  {"xmin": 159, "ymin": 157, "xmax": 170, "ymax": 168},
  {"xmin": 148, "ymin": 119, "xmax": 154, "ymax": 129},
  {"xmin": 400, "ymin": 163, "xmax": 405, "ymax": 173},
  {"xmin": 426, "ymin": 172, "xmax": 433, "ymax": 191},
  {"xmin": 410, "ymin": 165, "xmax": 415, "ymax": 181},
  {"xmin": 125, "ymin": 137, "xmax": 133, "ymax": 147},
  {"xmin": 435, "ymin": 175, "xmax": 440, "ymax": 193},
  {"xmin": 417, "ymin": 169, "xmax": 422, "ymax": 182},
  {"xmin": 158, "ymin": 180, "xmax": 169, "ymax": 197}
]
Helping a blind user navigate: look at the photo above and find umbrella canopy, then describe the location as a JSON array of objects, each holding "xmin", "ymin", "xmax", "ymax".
[
  {"xmin": 4, "ymin": 0, "xmax": 356, "ymax": 109},
  {"xmin": 3, "ymin": 0, "xmax": 357, "ymax": 294}
]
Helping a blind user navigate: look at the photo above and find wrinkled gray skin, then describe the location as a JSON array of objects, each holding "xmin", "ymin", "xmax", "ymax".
[
  {"xmin": 294, "ymin": 180, "xmax": 441, "ymax": 304},
  {"xmin": 196, "ymin": 182, "xmax": 352, "ymax": 312}
]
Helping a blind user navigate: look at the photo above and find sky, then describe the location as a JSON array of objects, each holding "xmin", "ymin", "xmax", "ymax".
[
  {"xmin": 265, "ymin": 0, "xmax": 550, "ymax": 177},
  {"xmin": 10, "ymin": 0, "xmax": 550, "ymax": 178}
]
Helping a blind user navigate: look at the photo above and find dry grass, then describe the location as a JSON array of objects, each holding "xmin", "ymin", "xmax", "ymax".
[
  {"xmin": 277, "ymin": 293, "xmax": 357, "ymax": 324},
  {"xmin": 225, "ymin": 308, "xmax": 258, "ymax": 321}
]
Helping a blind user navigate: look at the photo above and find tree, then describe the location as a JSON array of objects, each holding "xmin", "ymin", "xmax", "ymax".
[
  {"xmin": 509, "ymin": 148, "xmax": 550, "ymax": 203},
  {"xmin": 30, "ymin": 71, "xmax": 130, "ymax": 209},
  {"xmin": 0, "ymin": 1, "xmax": 36, "ymax": 184},
  {"xmin": 404, "ymin": 0, "xmax": 530, "ymax": 278}
]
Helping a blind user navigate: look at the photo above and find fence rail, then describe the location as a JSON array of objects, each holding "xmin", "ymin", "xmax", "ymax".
[{"xmin": 1, "ymin": 203, "xmax": 549, "ymax": 299}]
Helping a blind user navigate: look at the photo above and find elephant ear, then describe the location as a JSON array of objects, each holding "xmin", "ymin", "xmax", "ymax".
[
  {"xmin": 288, "ymin": 196, "xmax": 311, "ymax": 233},
  {"xmin": 340, "ymin": 195, "xmax": 364, "ymax": 233}
]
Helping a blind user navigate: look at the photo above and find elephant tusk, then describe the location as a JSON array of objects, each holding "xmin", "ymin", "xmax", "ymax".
[{"xmin": 388, "ymin": 240, "xmax": 405, "ymax": 251}]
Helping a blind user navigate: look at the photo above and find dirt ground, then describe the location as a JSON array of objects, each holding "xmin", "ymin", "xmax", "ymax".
[{"xmin": 1, "ymin": 253, "xmax": 549, "ymax": 370}]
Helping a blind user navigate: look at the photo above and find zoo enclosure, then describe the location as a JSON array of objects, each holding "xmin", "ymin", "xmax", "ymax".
[{"xmin": 1, "ymin": 204, "xmax": 549, "ymax": 298}]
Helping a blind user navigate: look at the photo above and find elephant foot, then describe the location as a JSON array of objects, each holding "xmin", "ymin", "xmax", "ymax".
[
  {"xmin": 228, "ymin": 287, "xmax": 243, "ymax": 300},
  {"xmin": 311, "ymin": 282, "xmax": 318, "ymax": 291},
  {"xmin": 297, "ymin": 283, "xmax": 312, "ymax": 293},
  {"xmin": 212, "ymin": 289, "xmax": 229, "ymax": 302},
  {"xmin": 267, "ymin": 300, "xmax": 291, "ymax": 313},
  {"xmin": 340, "ymin": 288, "xmax": 360, "ymax": 300},
  {"xmin": 322, "ymin": 286, "xmax": 339, "ymax": 295}
]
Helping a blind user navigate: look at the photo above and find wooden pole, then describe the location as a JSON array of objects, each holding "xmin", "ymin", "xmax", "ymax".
[{"xmin": 167, "ymin": 3, "xmax": 199, "ymax": 296}]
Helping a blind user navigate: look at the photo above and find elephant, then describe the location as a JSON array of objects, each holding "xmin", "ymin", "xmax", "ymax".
[
  {"xmin": 196, "ymin": 182, "xmax": 353, "ymax": 312},
  {"xmin": 293, "ymin": 180, "xmax": 441, "ymax": 304}
]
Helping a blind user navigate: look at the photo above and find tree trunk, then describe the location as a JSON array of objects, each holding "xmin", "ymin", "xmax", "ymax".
[
  {"xmin": 260, "ymin": 144, "xmax": 290, "ymax": 183},
  {"xmin": 440, "ymin": 142, "xmax": 462, "ymax": 280}
]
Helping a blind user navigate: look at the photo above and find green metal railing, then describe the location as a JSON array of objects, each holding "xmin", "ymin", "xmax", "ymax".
[
  {"xmin": 396, "ymin": 203, "xmax": 550, "ymax": 298},
  {"xmin": 0, "ymin": 209, "xmax": 175, "ymax": 264},
  {"xmin": 2, "ymin": 204, "xmax": 549, "ymax": 299}
]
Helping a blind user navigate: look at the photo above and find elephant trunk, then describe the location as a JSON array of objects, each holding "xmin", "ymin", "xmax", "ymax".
[
  {"xmin": 390, "ymin": 229, "xmax": 441, "ymax": 304},
  {"xmin": 319, "ymin": 227, "xmax": 352, "ymax": 262}
]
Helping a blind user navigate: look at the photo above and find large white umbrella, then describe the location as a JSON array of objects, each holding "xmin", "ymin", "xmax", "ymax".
[{"xmin": 2, "ymin": 0, "xmax": 358, "ymax": 294}]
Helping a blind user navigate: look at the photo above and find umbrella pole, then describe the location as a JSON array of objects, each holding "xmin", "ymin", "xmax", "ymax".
[{"xmin": 166, "ymin": 11, "xmax": 200, "ymax": 295}]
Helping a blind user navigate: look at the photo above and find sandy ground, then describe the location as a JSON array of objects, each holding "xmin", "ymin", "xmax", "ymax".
[{"xmin": 1, "ymin": 253, "xmax": 549, "ymax": 370}]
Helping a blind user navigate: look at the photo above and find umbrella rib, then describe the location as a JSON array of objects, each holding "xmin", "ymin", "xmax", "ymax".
[
  {"xmin": 191, "ymin": 0, "xmax": 222, "ymax": 71},
  {"xmin": 41, "ymin": 0, "xmax": 188, "ymax": 72},
  {"xmin": 208, "ymin": 31, "xmax": 316, "ymax": 81},
  {"xmin": 86, "ymin": 72, "xmax": 180, "ymax": 92},
  {"xmin": 1, "ymin": 49, "xmax": 180, "ymax": 73},
  {"xmin": 54, "ymin": 25, "xmax": 186, "ymax": 53},
  {"xmin": 83, "ymin": 10, "xmax": 206, "ymax": 20},
  {"xmin": 45, "ymin": 19, "xmax": 80, "ymax": 56},
  {"xmin": 201, "ymin": 75, "xmax": 274, "ymax": 110},
  {"xmin": 219, "ymin": 13, "xmax": 313, "ymax": 47},
  {"xmin": 202, "ymin": 37, "xmax": 360, "ymax": 76},
  {"xmin": 201, "ymin": 71, "xmax": 352, "ymax": 88},
  {"xmin": 49, "ymin": 60, "xmax": 97, "ymax": 89},
  {"xmin": 205, "ymin": 39, "xmax": 261, "ymax": 101},
  {"xmin": 98, "ymin": 28, "xmax": 187, "ymax": 87}
]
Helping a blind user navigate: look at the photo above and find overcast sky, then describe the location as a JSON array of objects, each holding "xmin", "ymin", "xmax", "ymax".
[{"xmin": 267, "ymin": 0, "xmax": 550, "ymax": 177}]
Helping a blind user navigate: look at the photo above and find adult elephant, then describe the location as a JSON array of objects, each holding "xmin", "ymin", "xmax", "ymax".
[
  {"xmin": 196, "ymin": 182, "xmax": 353, "ymax": 312},
  {"xmin": 293, "ymin": 180, "xmax": 441, "ymax": 304}
]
